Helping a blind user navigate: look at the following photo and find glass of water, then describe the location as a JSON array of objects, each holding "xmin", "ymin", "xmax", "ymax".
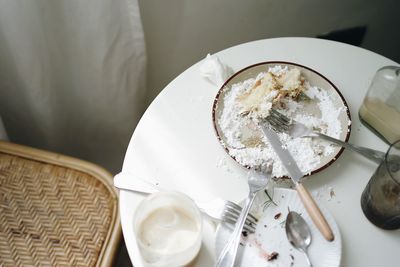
[
  {"xmin": 359, "ymin": 66, "xmax": 400, "ymax": 144},
  {"xmin": 361, "ymin": 140, "xmax": 400, "ymax": 229}
]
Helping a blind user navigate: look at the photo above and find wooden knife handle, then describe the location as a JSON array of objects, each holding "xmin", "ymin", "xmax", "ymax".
[{"xmin": 295, "ymin": 183, "xmax": 335, "ymax": 241}]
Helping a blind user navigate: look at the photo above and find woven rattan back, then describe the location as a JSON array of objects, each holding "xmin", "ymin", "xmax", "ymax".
[{"xmin": 0, "ymin": 141, "xmax": 121, "ymax": 267}]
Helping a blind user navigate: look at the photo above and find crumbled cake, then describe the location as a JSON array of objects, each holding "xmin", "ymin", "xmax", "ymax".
[{"xmin": 236, "ymin": 68, "xmax": 306, "ymax": 121}]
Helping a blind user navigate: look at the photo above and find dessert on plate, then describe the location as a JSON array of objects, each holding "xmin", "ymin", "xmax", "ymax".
[{"xmin": 216, "ymin": 65, "xmax": 349, "ymax": 178}]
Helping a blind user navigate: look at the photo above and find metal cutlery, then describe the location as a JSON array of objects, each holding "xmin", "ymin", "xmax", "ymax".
[
  {"xmin": 286, "ymin": 210, "xmax": 313, "ymax": 267},
  {"xmin": 267, "ymin": 109, "xmax": 386, "ymax": 164},
  {"xmin": 114, "ymin": 172, "xmax": 258, "ymax": 233},
  {"xmin": 216, "ymin": 166, "xmax": 271, "ymax": 267},
  {"xmin": 261, "ymin": 124, "xmax": 334, "ymax": 241}
]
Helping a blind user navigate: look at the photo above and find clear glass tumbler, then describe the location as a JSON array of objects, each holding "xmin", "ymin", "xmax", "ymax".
[
  {"xmin": 361, "ymin": 140, "xmax": 400, "ymax": 229},
  {"xmin": 359, "ymin": 66, "xmax": 400, "ymax": 144}
]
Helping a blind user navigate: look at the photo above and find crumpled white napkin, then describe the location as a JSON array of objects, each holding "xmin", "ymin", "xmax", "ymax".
[{"xmin": 199, "ymin": 53, "xmax": 234, "ymax": 87}]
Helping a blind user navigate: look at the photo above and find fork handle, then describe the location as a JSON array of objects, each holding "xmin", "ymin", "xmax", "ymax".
[
  {"xmin": 314, "ymin": 132, "xmax": 385, "ymax": 164},
  {"xmin": 295, "ymin": 183, "xmax": 334, "ymax": 242}
]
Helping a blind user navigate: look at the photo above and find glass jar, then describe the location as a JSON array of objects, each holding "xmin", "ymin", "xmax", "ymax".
[
  {"xmin": 133, "ymin": 191, "xmax": 203, "ymax": 267},
  {"xmin": 360, "ymin": 140, "xmax": 400, "ymax": 230},
  {"xmin": 359, "ymin": 66, "xmax": 400, "ymax": 144}
]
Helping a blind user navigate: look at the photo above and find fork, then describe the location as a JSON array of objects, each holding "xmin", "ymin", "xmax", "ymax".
[
  {"xmin": 113, "ymin": 172, "xmax": 258, "ymax": 233},
  {"xmin": 266, "ymin": 109, "xmax": 386, "ymax": 164},
  {"xmin": 216, "ymin": 166, "xmax": 271, "ymax": 267},
  {"xmin": 197, "ymin": 197, "xmax": 257, "ymax": 233}
]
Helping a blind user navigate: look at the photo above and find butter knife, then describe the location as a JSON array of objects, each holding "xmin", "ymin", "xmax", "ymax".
[{"xmin": 261, "ymin": 125, "xmax": 335, "ymax": 241}]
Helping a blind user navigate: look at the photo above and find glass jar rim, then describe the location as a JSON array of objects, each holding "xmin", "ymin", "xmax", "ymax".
[{"xmin": 377, "ymin": 65, "xmax": 400, "ymax": 72}]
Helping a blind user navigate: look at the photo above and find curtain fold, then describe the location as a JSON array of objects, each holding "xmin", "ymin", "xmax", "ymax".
[{"xmin": 0, "ymin": 0, "xmax": 147, "ymax": 173}]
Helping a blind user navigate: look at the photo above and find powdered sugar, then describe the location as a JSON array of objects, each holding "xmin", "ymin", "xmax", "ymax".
[{"xmin": 217, "ymin": 66, "xmax": 348, "ymax": 177}]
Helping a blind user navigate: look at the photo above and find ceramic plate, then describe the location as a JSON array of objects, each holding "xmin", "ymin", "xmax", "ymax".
[
  {"xmin": 215, "ymin": 187, "xmax": 342, "ymax": 267},
  {"xmin": 212, "ymin": 61, "xmax": 351, "ymax": 178}
]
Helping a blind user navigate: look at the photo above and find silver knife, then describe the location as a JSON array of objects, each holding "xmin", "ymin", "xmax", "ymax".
[{"xmin": 261, "ymin": 125, "xmax": 335, "ymax": 241}]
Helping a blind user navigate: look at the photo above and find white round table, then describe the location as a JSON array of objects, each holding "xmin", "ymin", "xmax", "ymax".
[{"xmin": 119, "ymin": 37, "xmax": 400, "ymax": 267}]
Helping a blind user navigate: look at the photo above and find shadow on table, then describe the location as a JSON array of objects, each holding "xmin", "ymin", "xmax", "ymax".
[{"xmin": 113, "ymin": 240, "xmax": 133, "ymax": 267}]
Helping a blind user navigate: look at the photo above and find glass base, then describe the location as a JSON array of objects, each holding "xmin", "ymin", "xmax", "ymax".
[{"xmin": 361, "ymin": 190, "xmax": 400, "ymax": 230}]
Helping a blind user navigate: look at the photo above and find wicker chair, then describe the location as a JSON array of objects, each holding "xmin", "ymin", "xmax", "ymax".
[{"xmin": 0, "ymin": 141, "xmax": 121, "ymax": 267}]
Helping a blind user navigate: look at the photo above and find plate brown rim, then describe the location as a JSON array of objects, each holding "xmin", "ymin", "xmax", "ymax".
[{"xmin": 211, "ymin": 61, "xmax": 352, "ymax": 179}]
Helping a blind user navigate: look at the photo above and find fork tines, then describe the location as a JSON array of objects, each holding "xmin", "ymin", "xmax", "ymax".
[
  {"xmin": 222, "ymin": 202, "xmax": 258, "ymax": 233},
  {"xmin": 224, "ymin": 203, "xmax": 259, "ymax": 224},
  {"xmin": 266, "ymin": 109, "xmax": 291, "ymax": 133}
]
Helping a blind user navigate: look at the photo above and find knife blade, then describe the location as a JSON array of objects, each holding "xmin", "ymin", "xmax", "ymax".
[
  {"xmin": 261, "ymin": 124, "xmax": 335, "ymax": 241},
  {"xmin": 261, "ymin": 125, "xmax": 303, "ymax": 182}
]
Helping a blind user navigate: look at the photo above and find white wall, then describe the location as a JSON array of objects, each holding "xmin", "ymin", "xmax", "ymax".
[{"xmin": 138, "ymin": 0, "xmax": 399, "ymax": 101}]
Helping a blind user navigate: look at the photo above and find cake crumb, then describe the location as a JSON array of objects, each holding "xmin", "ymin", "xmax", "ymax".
[
  {"xmin": 267, "ymin": 252, "xmax": 279, "ymax": 261},
  {"xmin": 330, "ymin": 188, "xmax": 336, "ymax": 198}
]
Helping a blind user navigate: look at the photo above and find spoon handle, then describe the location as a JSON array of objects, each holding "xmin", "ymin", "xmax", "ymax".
[
  {"xmin": 295, "ymin": 183, "xmax": 334, "ymax": 241},
  {"xmin": 302, "ymin": 249, "xmax": 312, "ymax": 267}
]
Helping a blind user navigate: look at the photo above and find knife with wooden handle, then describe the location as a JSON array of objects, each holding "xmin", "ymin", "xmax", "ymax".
[{"xmin": 261, "ymin": 124, "xmax": 334, "ymax": 241}]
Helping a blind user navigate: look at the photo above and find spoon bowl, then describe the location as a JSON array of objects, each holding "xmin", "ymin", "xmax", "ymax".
[{"xmin": 286, "ymin": 210, "xmax": 313, "ymax": 267}]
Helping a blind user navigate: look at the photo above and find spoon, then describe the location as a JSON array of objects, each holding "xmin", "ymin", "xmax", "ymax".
[{"xmin": 285, "ymin": 210, "xmax": 313, "ymax": 267}]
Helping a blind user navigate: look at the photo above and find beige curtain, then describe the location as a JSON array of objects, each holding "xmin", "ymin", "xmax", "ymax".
[{"xmin": 0, "ymin": 0, "xmax": 147, "ymax": 173}]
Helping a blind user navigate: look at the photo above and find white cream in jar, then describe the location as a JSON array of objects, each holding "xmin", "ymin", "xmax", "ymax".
[{"xmin": 134, "ymin": 191, "xmax": 203, "ymax": 267}]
